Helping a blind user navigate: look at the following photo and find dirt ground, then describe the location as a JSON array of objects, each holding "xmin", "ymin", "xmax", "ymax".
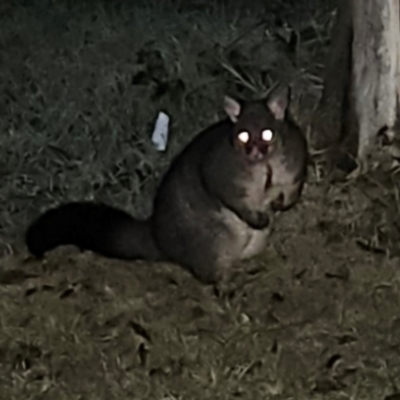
[{"xmin": 1, "ymin": 1, "xmax": 400, "ymax": 399}]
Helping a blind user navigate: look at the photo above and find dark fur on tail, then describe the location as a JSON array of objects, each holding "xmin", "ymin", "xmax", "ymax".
[{"xmin": 25, "ymin": 202, "xmax": 165, "ymax": 261}]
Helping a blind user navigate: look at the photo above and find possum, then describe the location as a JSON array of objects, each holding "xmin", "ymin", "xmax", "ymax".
[{"xmin": 25, "ymin": 85, "xmax": 308, "ymax": 284}]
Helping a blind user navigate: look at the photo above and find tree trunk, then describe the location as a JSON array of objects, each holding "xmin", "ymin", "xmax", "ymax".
[
  {"xmin": 309, "ymin": 0, "xmax": 354, "ymax": 176},
  {"xmin": 311, "ymin": 0, "xmax": 400, "ymax": 176},
  {"xmin": 352, "ymin": 0, "xmax": 400, "ymax": 172}
]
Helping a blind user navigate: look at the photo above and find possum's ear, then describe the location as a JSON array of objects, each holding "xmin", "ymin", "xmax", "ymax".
[
  {"xmin": 224, "ymin": 96, "xmax": 241, "ymax": 122},
  {"xmin": 266, "ymin": 85, "xmax": 291, "ymax": 121}
]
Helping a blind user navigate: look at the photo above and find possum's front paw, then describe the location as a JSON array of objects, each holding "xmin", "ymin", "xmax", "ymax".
[
  {"xmin": 252, "ymin": 212, "xmax": 270, "ymax": 229},
  {"xmin": 271, "ymin": 193, "xmax": 286, "ymax": 212},
  {"xmin": 241, "ymin": 209, "xmax": 270, "ymax": 230}
]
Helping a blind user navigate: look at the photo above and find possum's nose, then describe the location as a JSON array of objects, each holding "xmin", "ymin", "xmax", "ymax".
[
  {"xmin": 247, "ymin": 142, "xmax": 269, "ymax": 161},
  {"xmin": 247, "ymin": 146, "xmax": 264, "ymax": 161}
]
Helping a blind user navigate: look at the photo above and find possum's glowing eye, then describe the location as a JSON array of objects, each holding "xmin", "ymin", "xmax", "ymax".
[
  {"xmin": 237, "ymin": 131, "xmax": 250, "ymax": 143},
  {"xmin": 261, "ymin": 129, "xmax": 274, "ymax": 141}
]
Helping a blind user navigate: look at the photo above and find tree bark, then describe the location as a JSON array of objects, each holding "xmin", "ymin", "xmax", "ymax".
[
  {"xmin": 352, "ymin": 0, "xmax": 400, "ymax": 172},
  {"xmin": 311, "ymin": 0, "xmax": 400, "ymax": 176}
]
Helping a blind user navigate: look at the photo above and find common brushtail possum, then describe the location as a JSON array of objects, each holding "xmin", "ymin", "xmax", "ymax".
[{"xmin": 25, "ymin": 85, "xmax": 308, "ymax": 284}]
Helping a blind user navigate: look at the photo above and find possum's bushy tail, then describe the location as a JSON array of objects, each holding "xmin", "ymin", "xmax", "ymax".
[{"xmin": 25, "ymin": 202, "xmax": 165, "ymax": 261}]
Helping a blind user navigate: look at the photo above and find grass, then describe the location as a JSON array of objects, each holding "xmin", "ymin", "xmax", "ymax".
[{"xmin": 3, "ymin": 0, "xmax": 400, "ymax": 399}]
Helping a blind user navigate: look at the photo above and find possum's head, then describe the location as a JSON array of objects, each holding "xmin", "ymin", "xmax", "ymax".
[{"xmin": 224, "ymin": 86, "xmax": 290, "ymax": 163}]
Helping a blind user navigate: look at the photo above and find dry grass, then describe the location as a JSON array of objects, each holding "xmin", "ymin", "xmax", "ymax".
[{"xmin": 2, "ymin": 0, "xmax": 400, "ymax": 399}]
